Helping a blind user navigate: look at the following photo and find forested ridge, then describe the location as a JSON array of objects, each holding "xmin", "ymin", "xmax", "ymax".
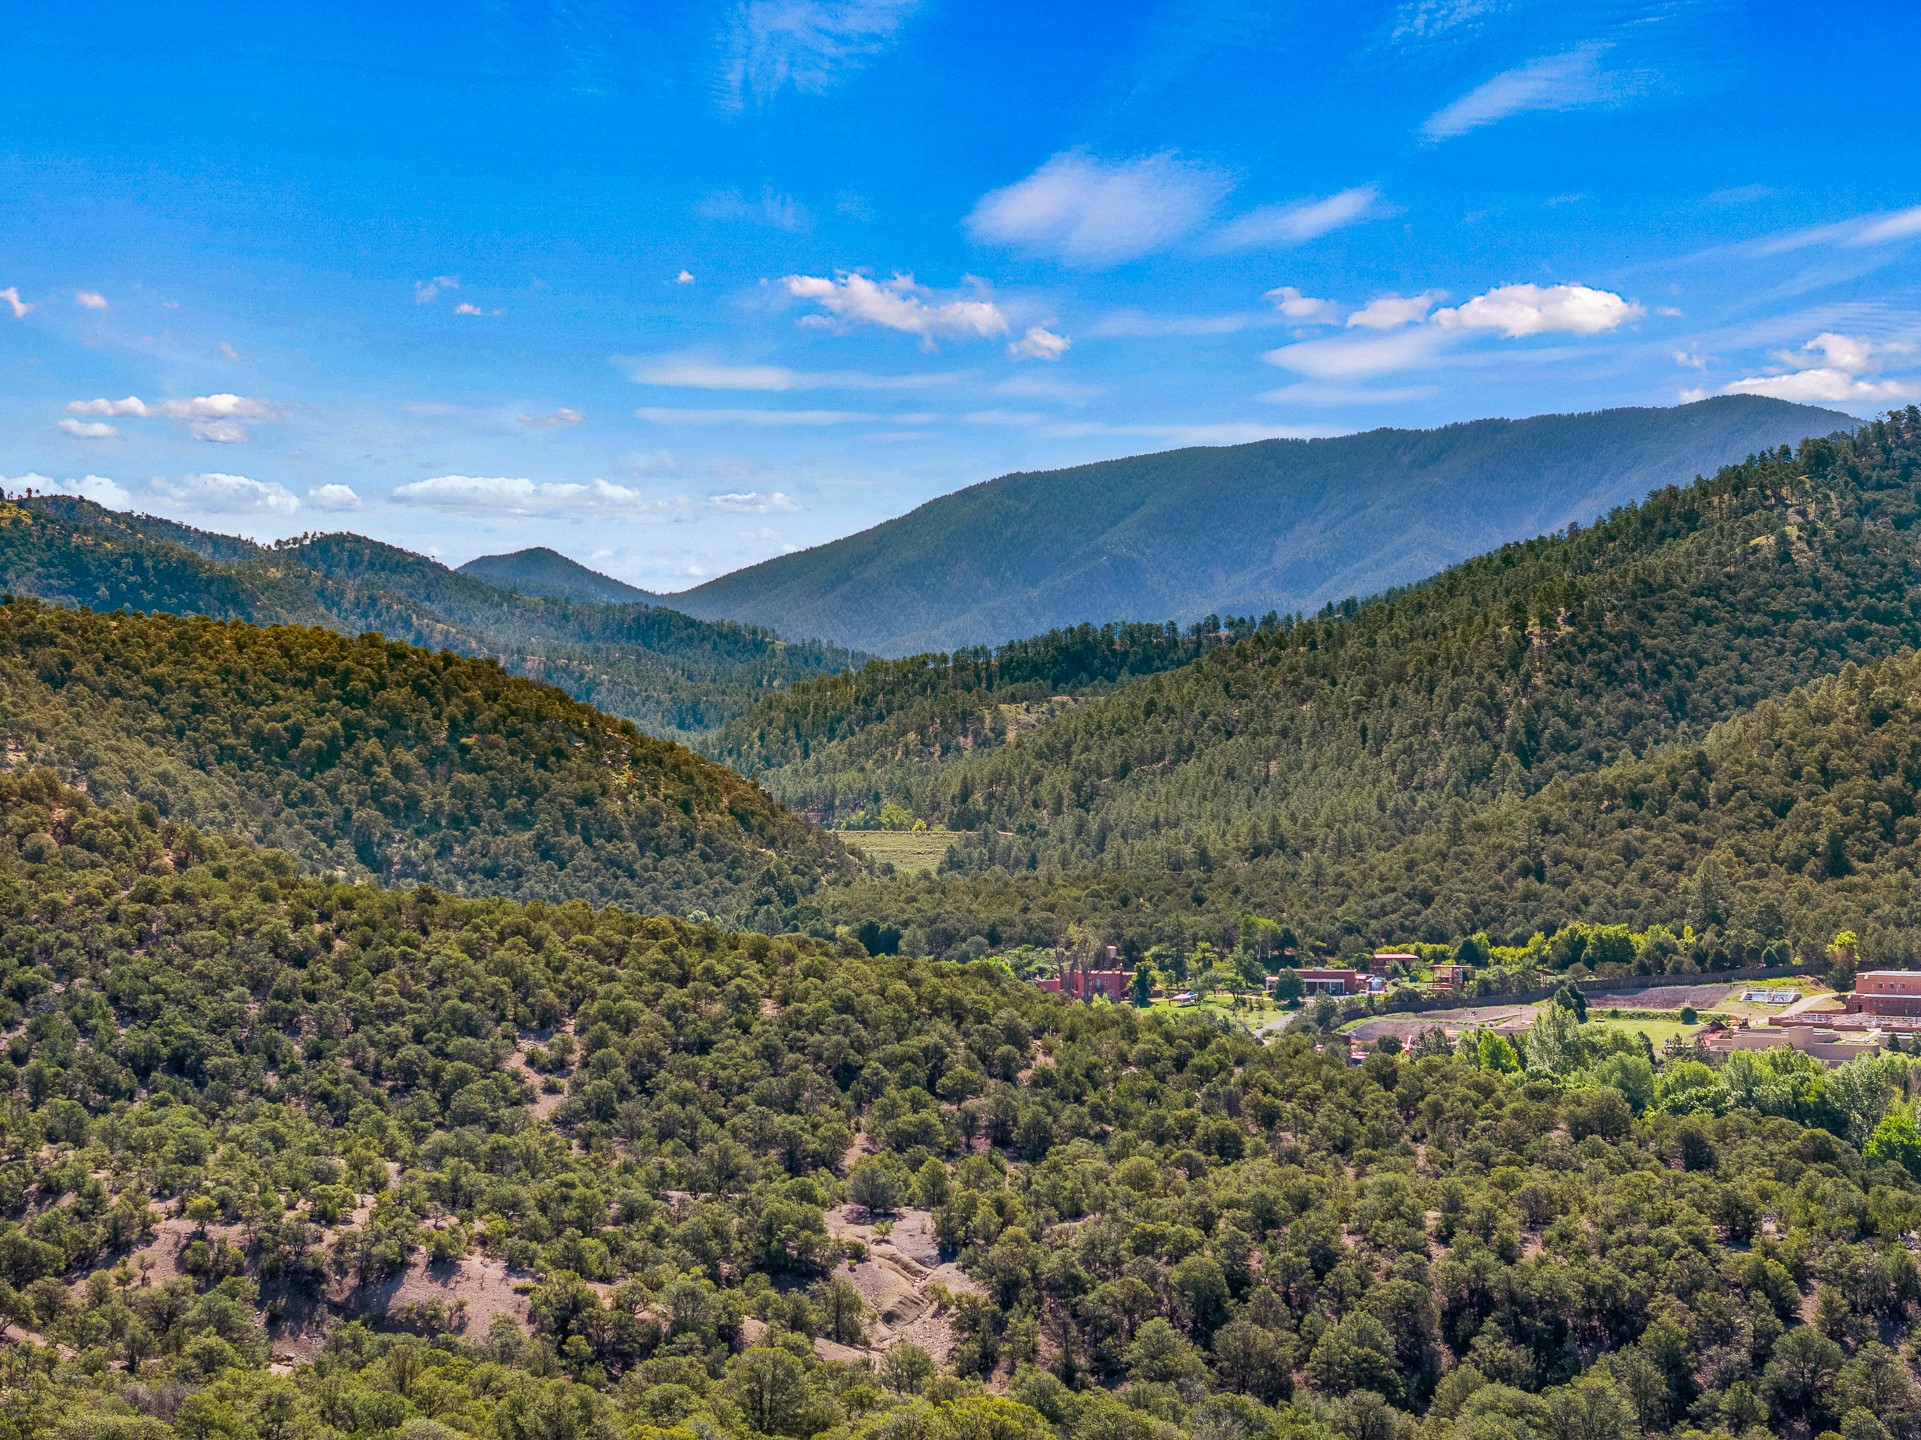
[
  {"xmin": 807, "ymin": 410, "xmax": 1921, "ymax": 960},
  {"xmin": 12, "ymin": 773, "xmax": 1921, "ymax": 1440},
  {"xmin": 704, "ymin": 619, "xmax": 1266, "ymax": 824},
  {"xmin": 667, "ymin": 395, "xmax": 1851, "ymax": 654},
  {"xmin": 0, "ymin": 498, "xmax": 857, "ymax": 738},
  {"xmin": 0, "ymin": 599, "xmax": 854, "ymax": 926}
]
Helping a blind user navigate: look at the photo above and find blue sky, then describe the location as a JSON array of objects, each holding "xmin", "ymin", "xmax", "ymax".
[{"xmin": 2, "ymin": 0, "xmax": 1918, "ymax": 591}]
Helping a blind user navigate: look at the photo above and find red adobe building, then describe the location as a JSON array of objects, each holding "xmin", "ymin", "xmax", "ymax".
[
  {"xmin": 1848, "ymin": 971, "xmax": 1921, "ymax": 1021},
  {"xmin": 1037, "ymin": 946, "xmax": 1132, "ymax": 1001}
]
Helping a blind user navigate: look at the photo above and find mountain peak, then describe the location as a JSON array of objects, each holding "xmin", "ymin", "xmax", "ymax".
[
  {"xmin": 458, "ymin": 546, "xmax": 659, "ymax": 605},
  {"xmin": 667, "ymin": 396, "xmax": 1854, "ymax": 655}
]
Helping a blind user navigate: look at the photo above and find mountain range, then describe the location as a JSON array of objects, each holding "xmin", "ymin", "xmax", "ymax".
[
  {"xmin": 656, "ymin": 394, "xmax": 1851, "ymax": 653},
  {"xmin": 0, "ymin": 497, "xmax": 855, "ymax": 737}
]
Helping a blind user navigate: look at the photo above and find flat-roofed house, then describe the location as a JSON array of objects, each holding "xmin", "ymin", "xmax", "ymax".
[{"xmin": 1851, "ymin": 971, "xmax": 1921, "ymax": 1020}]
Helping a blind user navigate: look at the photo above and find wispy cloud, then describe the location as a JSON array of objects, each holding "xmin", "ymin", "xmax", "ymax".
[
  {"xmin": 394, "ymin": 475, "xmax": 676, "ymax": 517},
  {"xmin": 74, "ymin": 290, "xmax": 109, "ymax": 310},
  {"xmin": 0, "ymin": 288, "xmax": 29, "ymax": 319},
  {"xmin": 1213, "ymin": 186, "xmax": 1389, "ymax": 250},
  {"xmin": 1264, "ymin": 326, "xmax": 1454, "ymax": 380},
  {"xmin": 994, "ymin": 372, "xmax": 1103, "ymax": 403},
  {"xmin": 149, "ymin": 472, "xmax": 300, "ymax": 516},
  {"xmin": 783, "ymin": 272, "xmax": 1010, "ymax": 347},
  {"xmin": 719, "ymin": 0, "xmax": 918, "ymax": 110},
  {"xmin": 708, "ymin": 490, "xmax": 802, "ymax": 513},
  {"xmin": 636, "ymin": 405, "xmax": 894, "ymax": 426},
  {"xmin": 1346, "ymin": 291, "xmax": 1446, "ymax": 330},
  {"xmin": 1088, "ymin": 309, "xmax": 1264, "ymax": 338},
  {"xmin": 968, "ymin": 152, "xmax": 1229, "ymax": 267},
  {"xmin": 453, "ymin": 302, "xmax": 504, "ymax": 317},
  {"xmin": 698, "ymin": 187, "xmax": 813, "ymax": 231},
  {"xmin": 1850, "ymin": 207, "xmax": 1921, "ymax": 247},
  {"xmin": 519, "ymin": 408, "xmax": 585, "ymax": 427},
  {"xmin": 621, "ymin": 355, "xmax": 961, "ymax": 391},
  {"xmin": 1422, "ymin": 44, "xmax": 1616, "ymax": 140},
  {"xmin": 415, "ymin": 276, "xmax": 459, "ymax": 304}
]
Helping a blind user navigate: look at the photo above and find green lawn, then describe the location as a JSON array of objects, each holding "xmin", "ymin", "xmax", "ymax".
[
  {"xmin": 841, "ymin": 829, "xmax": 957, "ymax": 873},
  {"xmin": 1146, "ymin": 994, "xmax": 1288, "ymax": 1028},
  {"xmin": 1586, "ymin": 1016, "xmax": 1704, "ymax": 1046}
]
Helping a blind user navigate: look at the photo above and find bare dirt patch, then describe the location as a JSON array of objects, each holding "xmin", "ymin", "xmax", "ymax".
[
  {"xmin": 822, "ymin": 1205, "xmax": 979, "ymax": 1364},
  {"xmin": 1348, "ymin": 1006, "xmax": 1536, "ymax": 1042}
]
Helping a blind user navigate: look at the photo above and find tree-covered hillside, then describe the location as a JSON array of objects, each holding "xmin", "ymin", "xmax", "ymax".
[
  {"xmin": 458, "ymin": 545, "xmax": 660, "ymax": 604},
  {"xmin": 0, "ymin": 498, "xmax": 856, "ymax": 738},
  {"xmin": 818, "ymin": 410, "xmax": 1921, "ymax": 960},
  {"xmin": 0, "ymin": 599, "xmax": 853, "ymax": 926},
  {"xmin": 10, "ymin": 772, "xmax": 1921, "ymax": 1440},
  {"xmin": 705, "ymin": 619, "xmax": 1268, "ymax": 824},
  {"xmin": 669, "ymin": 396, "xmax": 1851, "ymax": 654}
]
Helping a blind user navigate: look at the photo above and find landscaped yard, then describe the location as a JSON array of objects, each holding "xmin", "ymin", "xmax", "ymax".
[
  {"xmin": 841, "ymin": 829, "xmax": 957, "ymax": 873},
  {"xmin": 1585, "ymin": 1015, "xmax": 1706, "ymax": 1047}
]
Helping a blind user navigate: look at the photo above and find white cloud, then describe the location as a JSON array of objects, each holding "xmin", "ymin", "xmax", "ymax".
[
  {"xmin": 453, "ymin": 302, "xmax": 504, "ymax": 316},
  {"xmin": 1723, "ymin": 370, "xmax": 1915, "ymax": 405},
  {"xmin": 0, "ymin": 288, "xmax": 28, "ymax": 319},
  {"xmin": 1721, "ymin": 331, "xmax": 1918, "ymax": 407},
  {"xmin": 1214, "ymin": 186, "xmax": 1388, "ymax": 249},
  {"xmin": 189, "ymin": 419, "xmax": 248, "ymax": 443},
  {"xmin": 1007, "ymin": 325, "xmax": 1070, "ymax": 361},
  {"xmin": 967, "ymin": 151, "xmax": 1229, "ymax": 266},
  {"xmin": 1849, "ymin": 206, "xmax": 1921, "ymax": 247},
  {"xmin": 719, "ymin": 0, "xmax": 918, "ymax": 110},
  {"xmin": 415, "ymin": 276, "xmax": 459, "ymax": 303},
  {"xmin": 68, "ymin": 393, "xmax": 279, "ymax": 422},
  {"xmin": 58, "ymin": 418, "xmax": 118, "ymax": 439},
  {"xmin": 1422, "ymin": 44, "xmax": 1614, "ymax": 140},
  {"xmin": 1265, "ymin": 287, "xmax": 1341, "ymax": 324},
  {"xmin": 637, "ymin": 405, "xmax": 883, "ymax": 426},
  {"xmin": 1346, "ymin": 291, "xmax": 1446, "ymax": 330},
  {"xmin": 393, "ymin": 475, "xmax": 674, "ymax": 517},
  {"xmin": 783, "ymin": 272, "xmax": 1008, "ymax": 347},
  {"xmin": 621, "ymin": 355, "xmax": 959, "ymax": 391},
  {"xmin": 520, "ymin": 408, "xmax": 585, "ymax": 427},
  {"xmin": 150, "ymin": 473, "xmax": 301, "ymax": 516},
  {"xmin": 708, "ymin": 491, "xmax": 802, "ymax": 513},
  {"xmin": 219, "ymin": 341, "xmax": 241, "ymax": 360},
  {"xmin": 698, "ymin": 187, "xmax": 813, "ymax": 231},
  {"xmin": 69, "ymin": 392, "xmax": 278, "ymax": 444},
  {"xmin": 2, "ymin": 472, "xmax": 132, "ymax": 509},
  {"xmin": 75, "ymin": 290, "xmax": 109, "ymax": 310},
  {"xmin": 1263, "ymin": 326, "xmax": 1453, "ymax": 379},
  {"xmin": 1795, "ymin": 332, "xmax": 1913, "ymax": 373},
  {"xmin": 676, "ymin": 270, "xmax": 696, "ymax": 284},
  {"xmin": 306, "ymin": 484, "xmax": 362, "ymax": 510},
  {"xmin": 1433, "ymin": 282, "xmax": 1641, "ymax": 337}
]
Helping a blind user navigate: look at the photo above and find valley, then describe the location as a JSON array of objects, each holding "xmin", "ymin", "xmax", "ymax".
[{"xmin": 6, "ymin": 405, "xmax": 1921, "ymax": 1440}]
